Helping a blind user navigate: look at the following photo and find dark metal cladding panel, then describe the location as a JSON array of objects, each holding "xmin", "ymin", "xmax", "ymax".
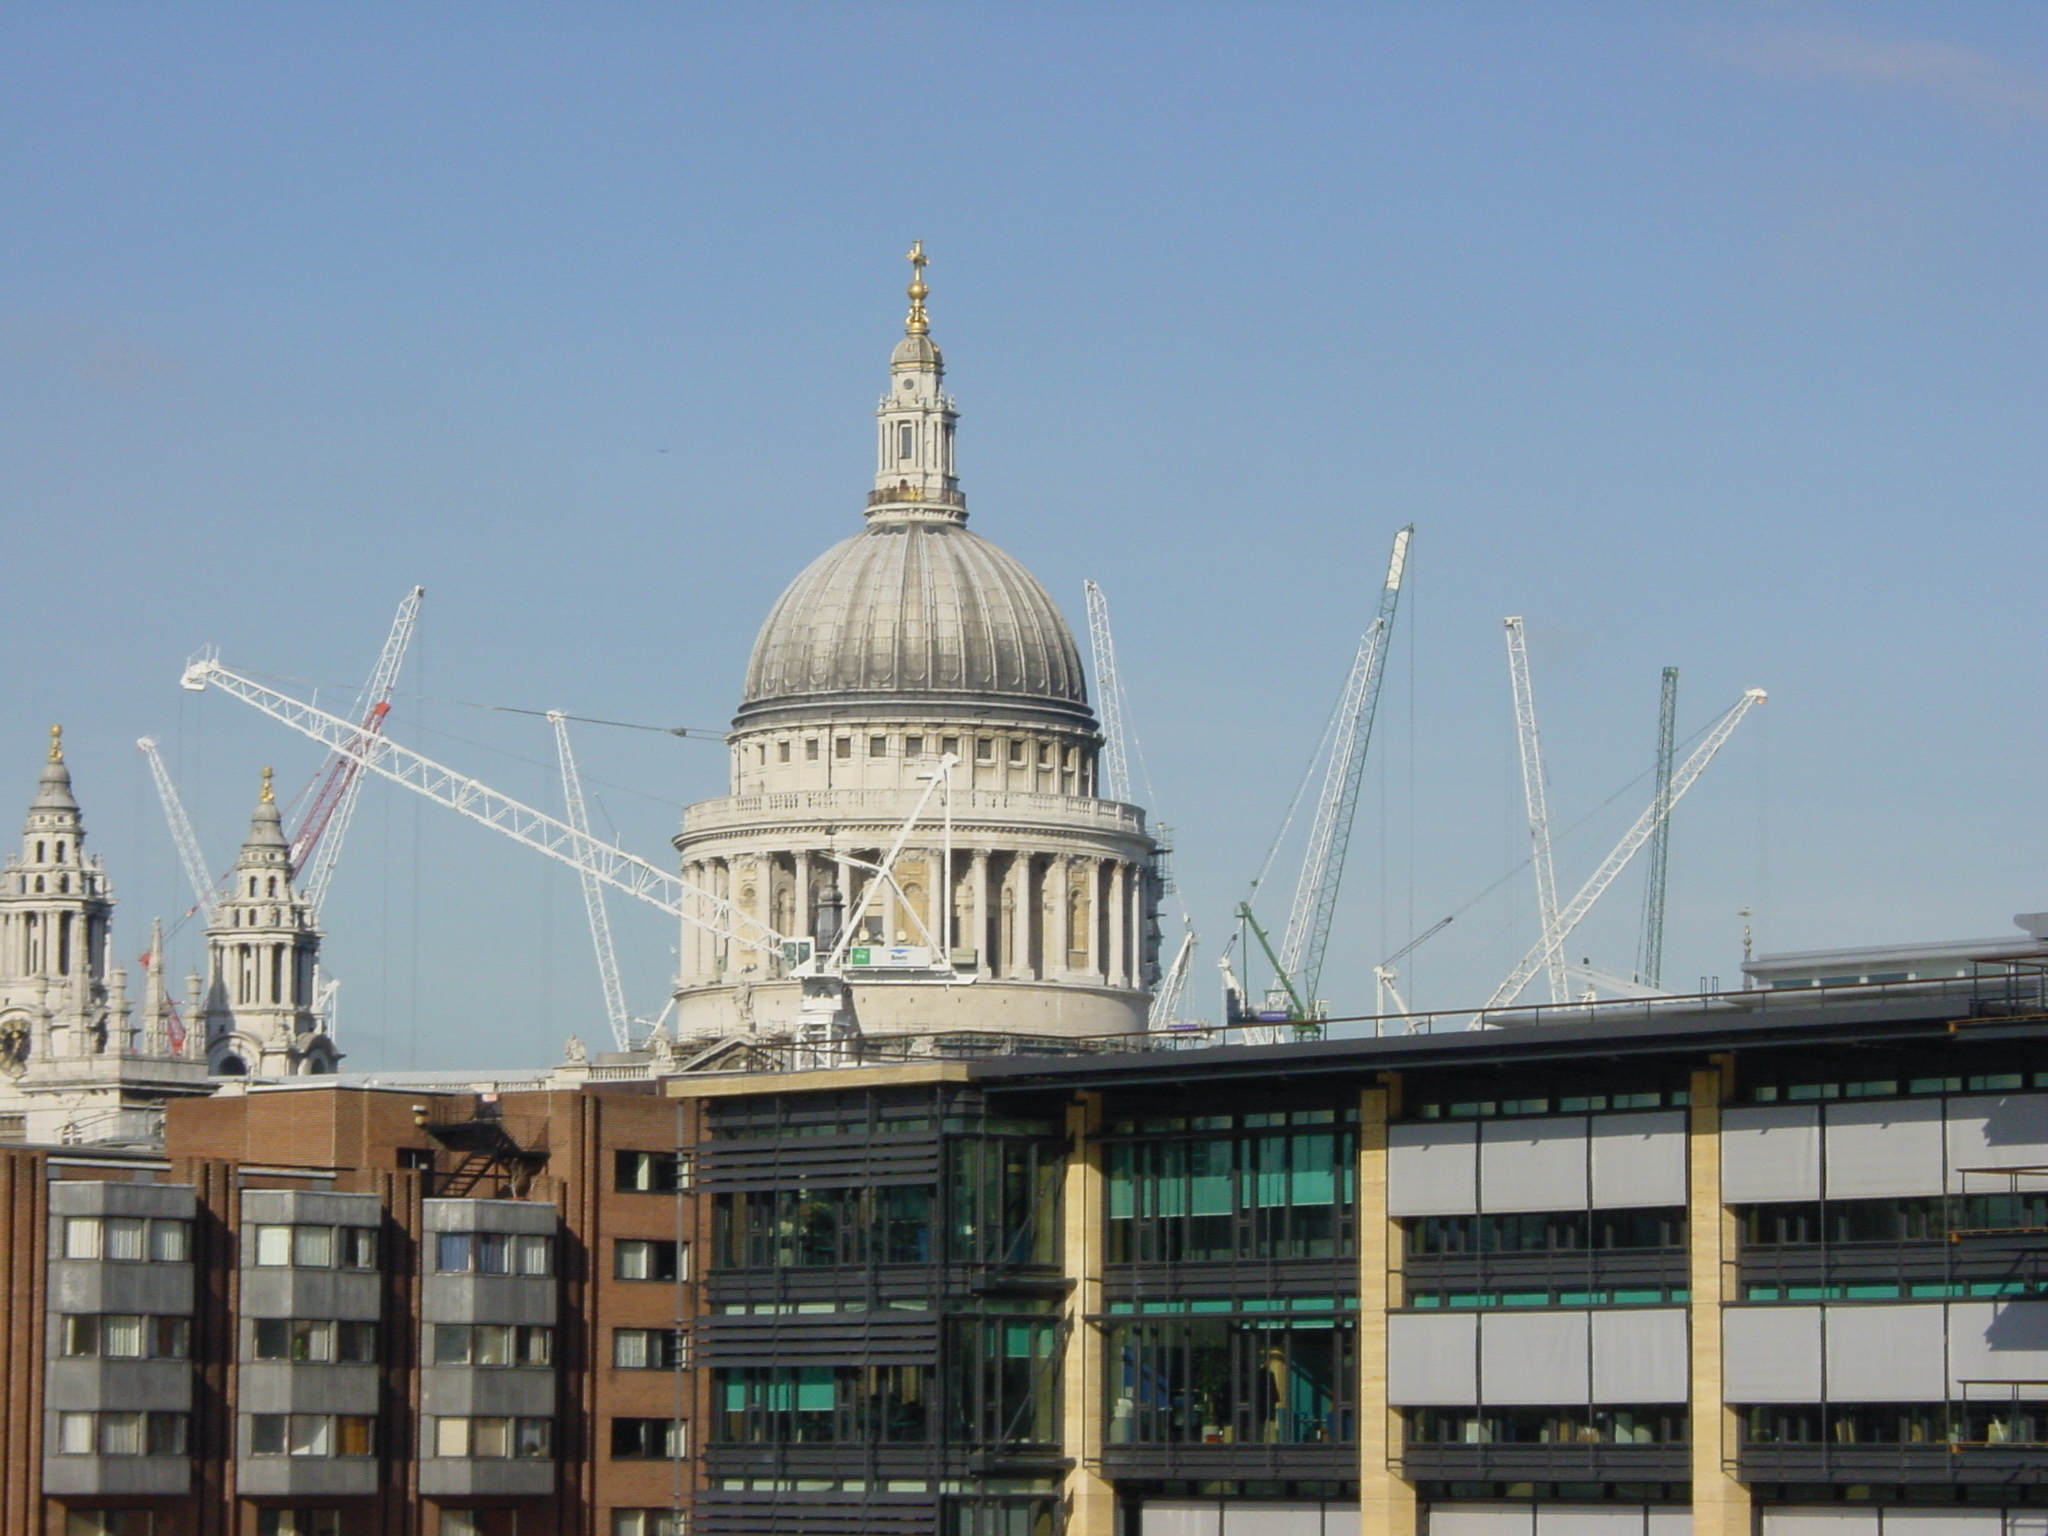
[
  {"xmin": 1397, "ymin": 1444, "xmax": 1691, "ymax": 1481},
  {"xmin": 696, "ymin": 1136, "xmax": 943, "ymax": 1191},
  {"xmin": 696, "ymin": 1311, "xmax": 941, "ymax": 1368}
]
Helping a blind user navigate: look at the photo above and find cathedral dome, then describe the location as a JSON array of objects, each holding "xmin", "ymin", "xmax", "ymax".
[{"xmin": 736, "ymin": 519, "xmax": 1091, "ymax": 728}]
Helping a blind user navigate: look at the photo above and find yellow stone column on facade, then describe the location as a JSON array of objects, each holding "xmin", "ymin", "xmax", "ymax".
[
  {"xmin": 1359, "ymin": 1082, "xmax": 1415, "ymax": 1536},
  {"xmin": 1689, "ymin": 1062, "xmax": 1750, "ymax": 1536},
  {"xmin": 1063, "ymin": 1090, "xmax": 1115, "ymax": 1536}
]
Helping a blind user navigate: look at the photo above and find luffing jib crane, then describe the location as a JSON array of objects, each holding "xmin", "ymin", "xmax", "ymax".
[
  {"xmin": 1503, "ymin": 618, "xmax": 1569, "ymax": 1005},
  {"xmin": 136, "ymin": 737, "xmax": 218, "ymax": 915},
  {"xmin": 1475, "ymin": 687, "xmax": 1766, "ymax": 1022},
  {"xmin": 288, "ymin": 586, "xmax": 423, "ymax": 914},
  {"xmin": 1083, "ymin": 580, "xmax": 1133, "ymax": 804},
  {"xmin": 1637, "ymin": 667, "xmax": 1679, "ymax": 989},
  {"xmin": 549, "ymin": 711, "xmax": 634, "ymax": 1051},
  {"xmin": 1240, "ymin": 524, "xmax": 1413, "ymax": 1027}
]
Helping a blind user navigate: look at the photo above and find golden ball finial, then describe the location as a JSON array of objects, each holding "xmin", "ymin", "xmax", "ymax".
[
  {"xmin": 48, "ymin": 724, "xmax": 63, "ymax": 764},
  {"xmin": 904, "ymin": 240, "xmax": 930, "ymax": 335},
  {"xmin": 260, "ymin": 765, "xmax": 275, "ymax": 805}
]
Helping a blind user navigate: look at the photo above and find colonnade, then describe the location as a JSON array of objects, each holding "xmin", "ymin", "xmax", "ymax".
[{"xmin": 678, "ymin": 847, "xmax": 1154, "ymax": 992}]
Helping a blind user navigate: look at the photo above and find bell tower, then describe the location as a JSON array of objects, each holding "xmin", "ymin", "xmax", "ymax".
[
  {"xmin": 0, "ymin": 726, "xmax": 114, "ymax": 1072},
  {"xmin": 202, "ymin": 767, "xmax": 337, "ymax": 1076}
]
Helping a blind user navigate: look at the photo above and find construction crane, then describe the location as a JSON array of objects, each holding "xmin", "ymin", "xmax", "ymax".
[
  {"xmin": 1636, "ymin": 667, "xmax": 1679, "ymax": 989},
  {"xmin": 180, "ymin": 656, "xmax": 968, "ymax": 1042},
  {"xmin": 1372, "ymin": 914, "xmax": 1454, "ymax": 1021},
  {"xmin": 1503, "ymin": 618, "xmax": 1569, "ymax": 1006},
  {"xmin": 287, "ymin": 586, "xmax": 423, "ymax": 914},
  {"xmin": 1241, "ymin": 524, "xmax": 1413, "ymax": 1026},
  {"xmin": 1083, "ymin": 581, "xmax": 1134, "ymax": 803},
  {"xmin": 136, "ymin": 738, "xmax": 218, "ymax": 916},
  {"xmin": 1147, "ymin": 923, "xmax": 1198, "ymax": 1031},
  {"xmin": 184, "ymin": 653, "xmax": 783, "ymax": 947},
  {"xmin": 549, "ymin": 711, "xmax": 634, "ymax": 1051},
  {"xmin": 1476, "ymin": 687, "xmax": 1766, "ymax": 1021}
]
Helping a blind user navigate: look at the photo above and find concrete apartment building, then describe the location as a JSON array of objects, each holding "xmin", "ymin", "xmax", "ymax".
[{"xmin": 5, "ymin": 969, "xmax": 2048, "ymax": 1536}]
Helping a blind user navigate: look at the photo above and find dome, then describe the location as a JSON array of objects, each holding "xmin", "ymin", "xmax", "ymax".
[{"xmin": 737, "ymin": 520, "xmax": 1093, "ymax": 728}]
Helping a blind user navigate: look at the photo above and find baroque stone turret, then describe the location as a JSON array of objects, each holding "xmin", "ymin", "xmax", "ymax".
[
  {"xmin": 0, "ymin": 729, "xmax": 207, "ymax": 1145},
  {"xmin": 202, "ymin": 767, "xmax": 338, "ymax": 1077}
]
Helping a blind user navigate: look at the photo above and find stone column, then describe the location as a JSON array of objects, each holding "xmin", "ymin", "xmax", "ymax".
[
  {"xmin": 792, "ymin": 851, "xmax": 811, "ymax": 946},
  {"xmin": 1356, "ymin": 1083, "xmax": 1412, "ymax": 1536},
  {"xmin": 1060, "ymin": 1091, "xmax": 1114, "ymax": 1536},
  {"xmin": 1690, "ymin": 1061, "xmax": 1749, "ymax": 1536},
  {"xmin": 1108, "ymin": 862, "xmax": 1128, "ymax": 990},
  {"xmin": 969, "ymin": 851, "xmax": 990, "ymax": 976}
]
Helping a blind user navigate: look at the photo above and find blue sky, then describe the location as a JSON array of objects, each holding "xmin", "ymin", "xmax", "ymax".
[{"xmin": 4, "ymin": 2, "xmax": 2044, "ymax": 1067}]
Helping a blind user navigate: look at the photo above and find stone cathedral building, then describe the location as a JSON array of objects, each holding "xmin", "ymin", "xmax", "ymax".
[{"xmin": 673, "ymin": 249, "xmax": 1161, "ymax": 1041}]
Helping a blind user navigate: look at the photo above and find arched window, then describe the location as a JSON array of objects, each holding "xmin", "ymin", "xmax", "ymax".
[
  {"xmin": 34, "ymin": 842, "xmax": 44, "ymax": 863},
  {"xmin": 216, "ymin": 1053, "xmax": 247, "ymax": 1077},
  {"xmin": 54, "ymin": 841, "xmax": 64, "ymax": 863},
  {"xmin": 267, "ymin": 876, "xmax": 278, "ymax": 897}
]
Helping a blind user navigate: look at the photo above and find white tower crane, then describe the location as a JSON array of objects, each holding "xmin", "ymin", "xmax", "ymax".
[
  {"xmin": 1503, "ymin": 618, "xmax": 1569, "ymax": 1005},
  {"xmin": 136, "ymin": 737, "xmax": 218, "ymax": 915},
  {"xmin": 1083, "ymin": 580, "xmax": 1134, "ymax": 804},
  {"xmin": 1148, "ymin": 923, "xmax": 1198, "ymax": 1032},
  {"xmin": 180, "ymin": 656, "xmax": 971, "ymax": 1058},
  {"xmin": 1250, "ymin": 524, "xmax": 1412, "ymax": 1026},
  {"xmin": 1475, "ymin": 687, "xmax": 1767, "ymax": 1022},
  {"xmin": 549, "ymin": 711, "xmax": 634, "ymax": 1051},
  {"xmin": 288, "ymin": 586, "xmax": 423, "ymax": 914}
]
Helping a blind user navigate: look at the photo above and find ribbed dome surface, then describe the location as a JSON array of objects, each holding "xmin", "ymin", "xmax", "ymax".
[{"xmin": 739, "ymin": 521, "xmax": 1090, "ymax": 722}]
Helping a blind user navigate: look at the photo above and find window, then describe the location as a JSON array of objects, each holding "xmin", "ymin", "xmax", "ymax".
[
  {"xmin": 249, "ymin": 1414, "xmax": 375, "ymax": 1457},
  {"xmin": 257, "ymin": 1515, "xmax": 342, "ymax": 1536},
  {"xmin": 1409, "ymin": 1405, "xmax": 1688, "ymax": 1445},
  {"xmin": 715, "ymin": 1186, "xmax": 933, "ymax": 1268},
  {"xmin": 431, "ymin": 1416, "xmax": 553, "ymax": 1458},
  {"xmin": 976, "ymin": 738, "xmax": 993, "ymax": 762},
  {"xmin": 435, "ymin": 1231, "xmax": 550, "ymax": 1275},
  {"xmin": 63, "ymin": 1216, "xmax": 188, "ymax": 1262},
  {"xmin": 55, "ymin": 1412, "xmax": 188, "ymax": 1456},
  {"xmin": 1108, "ymin": 1125, "xmax": 1358, "ymax": 1263},
  {"xmin": 777, "ymin": 740, "xmax": 790, "ymax": 763},
  {"xmin": 941, "ymin": 736, "xmax": 959, "ymax": 757},
  {"xmin": 905, "ymin": 736, "xmax": 924, "ymax": 756},
  {"xmin": 805, "ymin": 738, "xmax": 819, "ymax": 761},
  {"xmin": 252, "ymin": 1318, "xmax": 376, "ymax": 1363},
  {"xmin": 1008, "ymin": 740, "xmax": 1024, "ymax": 764},
  {"xmin": 613, "ymin": 1328, "xmax": 686, "ymax": 1369},
  {"xmin": 64, "ymin": 1315, "xmax": 189, "ymax": 1359},
  {"xmin": 65, "ymin": 1514, "xmax": 155, "ymax": 1536},
  {"xmin": 431, "ymin": 1323, "xmax": 552, "ymax": 1366},
  {"xmin": 716, "ymin": 1365, "xmax": 931, "ymax": 1445},
  {"xmin": 611, "ymin": 1417, "xmax": 687, "ymax": 1459},
  {"xmin": 1108, "ymin": 1316, "xmax": 1353, "ymax": 1447},
  {"xmin": 251, "ymin": 1224, "xmax": 375, "ymax": 1269},
  {"xmin": 615, "ymin": 1150, "xmax": 684, "ymax": 1193},
  {"xmin": 615, "ymin": 1239, "xmax": 682, "ymax": 1280},
  {"xmin": 869, "ymin": 735, "xmax": 887, "ymax": 758},
  {"xmin": 613, "ymin": 1514, "xmax": 683, "ymax": 1536},
  {"xmin": 835, "ymin": 737, "xmax": 851, "ymax": 760},
  {"xmin": 899, "ymin": 423, "xmax": 914, "ymax": 459},
  {"xmin": 439, "ymin": 1517, "xmax": 481, "ymax": 1536}
]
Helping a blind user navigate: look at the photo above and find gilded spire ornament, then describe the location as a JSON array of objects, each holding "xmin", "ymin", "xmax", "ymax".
[
  {"xmin": 260, "ymin": 765, "xmax": 274, "ymax": 804},
  {"xmin": 904, "ymin": 240, "xmax": 930, "ymax": 335},
  {"xmin": 48, "ymin": 724, "xmax": 62, "ymax": 763}
]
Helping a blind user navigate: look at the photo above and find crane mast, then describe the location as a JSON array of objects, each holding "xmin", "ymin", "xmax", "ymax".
[
  {"xmin": 1272, "ymin": 523, "xmax": 1413, "ymax": 1016},
  {"xmin": 549, "ymin": 711, "xmax": 634, "ymax": 1051},
  {"xmin": 136, "ymin": 738, "xmax": 218, "ymax": 914},
  {"xmin": 1503, "ymin": 618, "xmax": 1568, "ymax": 1005},
  {"xmin": 289, "ymin": 586, "xmax": 423, "ymax": 913},
  {"xmin": 1637, "ymin": 667, "xmax": 1679, "ymax": 988},
  {"xmin": 1083, "ymin": 581, "xmax": 1133, "ymax": 804},
  {"xmin": 1477, "ymin": 687, "xmax": 1766, "ymax": 1020}
]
